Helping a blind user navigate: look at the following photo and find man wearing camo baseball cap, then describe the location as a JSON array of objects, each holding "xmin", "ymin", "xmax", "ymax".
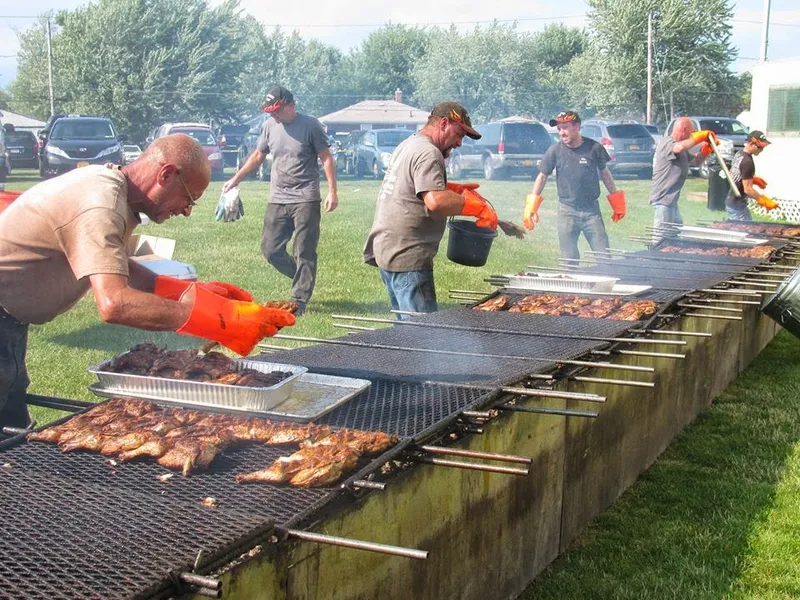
[{"xmin": 726, "ymin": 130, "xmax": 778, "ymax": 220}]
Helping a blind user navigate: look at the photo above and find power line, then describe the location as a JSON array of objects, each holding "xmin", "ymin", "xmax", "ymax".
[{"xmin": 731, "ymin": 19, "xmax": 800, "ymax": 28}]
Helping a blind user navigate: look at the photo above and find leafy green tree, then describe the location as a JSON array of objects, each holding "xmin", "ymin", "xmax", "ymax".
[{"xmin": 8, "ymin": 18, "xmax": 53, "ymax": 121}]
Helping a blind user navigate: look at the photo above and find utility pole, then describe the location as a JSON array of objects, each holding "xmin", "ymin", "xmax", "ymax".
[
  {"xmin": 646, "ymin": 11, "xmax": 654, "ymax": 124},
  {"xmin": 760, "ymin": 0, "xmax": 771, "ymax": 62},
  {"xmin": 46, "ymin": 16, "xmax": 55, "ymax": 117}
]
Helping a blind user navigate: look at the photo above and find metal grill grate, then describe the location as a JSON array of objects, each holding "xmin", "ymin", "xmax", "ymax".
[
  {"xmin": 319, "ymin": 379, "xmax": 496, "ymax": 440},
  {"xmin": 575, "ymin": 263, "xmax": 733, "ymax": 291},
  {"xmin": 628, "ymin": 248, "xmax": 767, "ymax": 267}
]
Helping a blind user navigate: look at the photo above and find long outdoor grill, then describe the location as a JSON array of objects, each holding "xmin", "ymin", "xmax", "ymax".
[{"xmin": 1, "ymin": 219, "xmax": 798, "ymax": 600}]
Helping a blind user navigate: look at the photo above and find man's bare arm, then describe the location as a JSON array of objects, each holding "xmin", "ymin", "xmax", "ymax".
[{"xmin": 89, "ymin": 273, "xmax": 190, "ymax": 330}]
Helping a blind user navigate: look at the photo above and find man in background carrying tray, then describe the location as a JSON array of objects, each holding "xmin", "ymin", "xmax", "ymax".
[
  {"xmin": 0, "ymin": 134, "xmax": 295, "ymax": 428},
  {"xmin": 522, "ymin": 110, "xmax": 626, "ymax": 261},
  {"xmin": 726, "ymin": 130, "xmax": 779, "ymax": 221},
  {"xmin": 364, "ymin": 102, "xmax": 498, "ymax": 317},
  {"xmin": 649, "ymin": 117, "xmax": 716, "ymax": 243}
]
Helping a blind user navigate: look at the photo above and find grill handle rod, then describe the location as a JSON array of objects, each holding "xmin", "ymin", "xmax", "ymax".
[
  {"xmin": 179, "ymin": 573, "xmax": 221, "ymax": 591},
  {"xmin": 499, "ymin": 404, "xmax": 598, "ymax": 418},
  {"xmin": 418, "ymin": 445, "xmax": 532, "ymax": 465},
  {"xmin": 331, "ymin": 314, "xmax": 686, "ymax": 347},
  {"xmin": 571, "ymin": 376, "xmax": 655, "ymax": 388},
  {"xmin": 414, "ymin": 455, "xmax": 530, "ymax": 475},
  {"xmin": 664, "ymin": 312, "xmax": 743, "ymax": 321},
  {"xmin": 284, "ymin": 529, "xmax": 428, "ymax": 560},
  {"xmin": 25, "ymin": 394, "xmax": 94, "ymax": 413},
  {"xmin": 500, "ymin": 386, "xmax": 605, "ymax": 403},
  {"xmin": 676, "ymin": 302, "xmax": 742, "ymax": 313},
  {"xmin": 634, "ymin": 329, "xmax": 712, "ymax": 338},
  {"xmin": 272, "ymin": 334, "xmax": 656, "ymax": 374}
]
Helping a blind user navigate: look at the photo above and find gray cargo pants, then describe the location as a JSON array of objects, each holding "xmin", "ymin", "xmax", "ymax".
[
  {"xmin": 261, "ymin": 202, "xmax": 321, "ymax": 306},
  {"xmin": 557, "ymin": 206, "xmax": 610, "ymax": 261}
]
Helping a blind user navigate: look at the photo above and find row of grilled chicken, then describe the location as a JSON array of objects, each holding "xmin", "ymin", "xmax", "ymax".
[
  {"xmin": 708, "ymin": 222, "xmax": 800, "ymax": 237},
  {"xmin": 475, "ymin": 294, "xmax": 657, "ymax": 321},
  {"xmin": 659, "ymin": 245, "xmax": 774, "ymax": 259},
  {"xmin": 27, "ymin": 398, "xmax": 397, "ymax": 487}
]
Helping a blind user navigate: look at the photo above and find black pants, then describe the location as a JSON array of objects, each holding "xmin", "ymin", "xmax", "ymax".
[
  {"xmin": 0, "ymin": 309, "xmax": 31, "ymax": 428},
  {"xmin": 261, "ymin": 202, "xmax": 321, "ymax": 306}
]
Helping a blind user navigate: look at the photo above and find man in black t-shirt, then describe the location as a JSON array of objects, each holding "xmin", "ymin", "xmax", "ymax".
[
  {"xmin": 523, "ymin": 111, "xmax": 626, "ymax": 261},
  {"xmin": 726, "ymin": 130, "xmax": 779, "ymax": 221}
]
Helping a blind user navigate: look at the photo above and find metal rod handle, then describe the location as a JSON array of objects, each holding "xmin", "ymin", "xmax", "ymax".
[
  {"xmin": 636, "ymin": 329, "xmax": 713, "ymax": 338},
  {"xmin": 727, "ymin": 280, "xmax": 777, "ymax": 289},
  {"xmin": 498, "ymin": 404, "xmax": 598, "ymax": 418},
  {"xmin": 448, "ymin": 289, "xmax": 493, "ymax": 295},
  {"xmin": 614, "ymin": 349, "xmax": 685, "ymax": 359},
  {"xmin": 571, "ymin": 376, "xmax": 655, "ymax": 388},
  {"xmin": 461, "ymin": 410, "xmax": 494, "ymax": 419},
  {"xmin": 676, "ymin": 302, "xmax": 742, "ymax": 313},
  {"xmin": 419, "ymin": 445, "xmax": 532, "ymax": 465},
  {"xmin": 350, "ymin": 480, "xmax": 387, "ymax": 491},
  {"xmin": 500, "ymin": 386, "xmax": 606, "ymax": 403},
  {"xmin": 179, "ymin": 573, "xmax": 222, "ymax": 591},
  {"xmin": 684, "ymin": 296, "xmax": 761, "ymax": 306},
  {"xmin": 733, "ymin": 276, "xmax": 782, "ymax": 285},
  {"xmin": 391, "ymin": 309, "xmax": 425, "ymax": 317},
  {"xmin": 285, "ymin": 529, "xmax": 428, "ymax": 560},
  {"xmin": 332, "ymin": 323, "xmax": 378, "ymax": 331},
  {"xmin": 676, "ymin": 312, "xmax": 743, "ymax": 321},
  {"xmin": 414, "ymin": 455, "xmax": 530, "ymax": 475},
  {"xmin": 699, "ymin": 288, "xmax": 760, "ymax": 296}
]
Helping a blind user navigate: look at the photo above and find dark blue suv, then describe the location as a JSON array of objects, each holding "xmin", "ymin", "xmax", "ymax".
[{"xmin": 39, "ymin": 116, "xmax": 124, "ymax": 178}]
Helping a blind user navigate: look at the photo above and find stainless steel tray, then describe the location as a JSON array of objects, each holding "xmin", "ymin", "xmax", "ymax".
[
  {"xmin": 88, "ymin": 358, "xmax": 307, "ymax": 412},
  {"xmin": 88, "ymin": 373, "xmax": 371, "ymax": 422},
  {"xmin": 501, "ymin": 283, "xmax": 652, "ymax": 297}
]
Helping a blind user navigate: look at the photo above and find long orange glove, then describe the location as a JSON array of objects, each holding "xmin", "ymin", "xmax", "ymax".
[
  {"xmin": 448, "ymin": 182, "xmax": 498, "ymax": 230},
  {"xmin": 757, "ymin": 195, "xmax": 780, "ymax": 211},
  {"xmin": 523, "ymin": 194, "xmax": 543, "ymax": 230},
  {"xmin": 699, "ymin": 143, "xmax": 712, "ymax": 157},
  {"xmin": 690, "ymin": 130, "xmax": 719, "ymax": 145},
  {"xmin": 176, "ymin": 285, "xmax": 295, "ymax": 356},
  {"xmin": 154, "ymin": 275, "xmax": 253, "ymax": 302},
  {"xmin": 752, "ymin": 176, "xmax": 768, "ymax": 189},
  {"xmin": 607, "ymin": 191, "xmax": 626, "ymax": 223}
]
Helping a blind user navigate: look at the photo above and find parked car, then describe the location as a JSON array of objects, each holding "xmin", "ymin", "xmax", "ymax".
[
  {"xmin": 235, "ymin": 123, "xmax": 272, "ymax": 181},
  {"xmin": 665, "ymin": 116, "xmax": 746, "ymax": 178},
  {"xmin": 581, "ymin": 120, "xmax": 655, "ymax": 179},
  {"xmin": 122, "ymin": 144, "xmax": 143, "ymax": 164},
  {"xmin": 643, "ymin": 124, "xmax": 663, "ymax": 145},
  {"xmin": 448, "ymin": 119, "xmax": 552, "ymax": 180},
  {"xmin": 350, "ymin": 128, "xmax": 415, "ymax": 178},
  {"xmin": 39, "ymin": 116, "xmax": 124, "ymax": 178},
  {"xmin": 329, "ymin": 132, "xmax": 355, "ymax": 175},
  {"xmin": 154, "ymin": 122, "xmax": 224, "ymax": 179},
  {"xmin": 5, "ymin": 130, "xmax": 39, "ymax": 170},
  {"xmin": 218, "ymin": 124, "xmax": 250, "ymax": 168}
]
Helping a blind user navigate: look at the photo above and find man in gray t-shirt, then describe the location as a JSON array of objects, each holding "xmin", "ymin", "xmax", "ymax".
[
  {"xmin": 364, "ymin": 102, "xmax": 497, "ymax": 317},
  {"xmin": 649, "ymin": 116, "xmax": 714, "ymax": 242},
  {"xmin": 223, "ymin": 85, "xmax": 338, "ymax": 314}
]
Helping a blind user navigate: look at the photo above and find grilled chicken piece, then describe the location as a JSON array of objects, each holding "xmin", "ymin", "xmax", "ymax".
[
  {"xmin": 157, "ymin": 440, "xmax": 221, "ymax": 476},
  {"xmin": 305, "ymin": 430, "xmax": 398, "ymax": 454},
  {"xmin": 103, "ymin": 343, "xmax": 162, "ymax": 374},
  {"xmin": 610, "ymin": 300, "xmax": 658, "ymax": 321},
  {"xmin": 290, "ymin": 447, "xmax": 361, "ymax": 488},
  {"xmin": 474, "ymin": 295, "xmax": 511, "ymax": 312},
  {"xmin": 214, "ymin": 372, "xmax": 241, "ymax": 385},
  {"xmin": 149, "ymin": 349, "xmax": 198, "ymax": 379},
  {"xmin": 27, "ymin": 427, "xmax": 67, "ymax": 444},
  {"xmin": 184, "ymin": 351, "xmax": 236, "ymax": 381},
  {"xmin": 235, "ymin": 370, "xmax": 291, "ymax": 388},
  {"xmin": 118, "ymin": 438, "xmax": 169, "ymax": 462},
  {"xmin": 267, "ymin": 423, "xmax": 330, "ymax": 445},
  {"xmin": 59, "ymin": 429, "xmax": 108, "ymax": 453},
  {"xmin": 235, "ymin": 446, "xmax": 321, "ymax": 483},
  {"xmin": 99, "ymin": 431, "xmax": 152, "ymax": 455}
]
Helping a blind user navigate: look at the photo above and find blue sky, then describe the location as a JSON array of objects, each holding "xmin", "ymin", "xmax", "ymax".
[{"xmin": 1, "ymin": 0, "xmax": 798, "ymax": 90}]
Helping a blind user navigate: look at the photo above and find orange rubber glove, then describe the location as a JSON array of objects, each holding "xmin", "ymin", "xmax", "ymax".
[
  {"xmin": 154, "ymin": 275, "xmax": 253, "ymax": 302},
  {"xmin": 607, "ymin": 191, "xmax": 626, "ymax": 223},
  {"xmin": 523, "ymin": 194, "xmax": 544, "ymax": 230},
  {"xmin": 690, "ymin": 130, "xmax": 718, "ymax": 145},
  {"xmin": 752, "ymin": 176, "xmax": 768, "ymax": 189},
  {"xmin": 757, "ymin": 195, "xmax": 780, "ymax": 211},
  {"xmin": 699, "ymin": 143, "xmax": 712, "ymax": 157},
  {"xmin": 176, "ymin": 285, "xmax": 295, "ymax": 356},
  {"xmin": 446, "ymin": 182, "xmax": 480, "ymax": 194},
  {"xmin": 460, "ymin": 188, "xmax": 498, "ymax": 230}
]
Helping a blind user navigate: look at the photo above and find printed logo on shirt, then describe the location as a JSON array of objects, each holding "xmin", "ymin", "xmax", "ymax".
[{"xmin": 579, "ymin": 157, "xmax": 590, "ymax": 166}]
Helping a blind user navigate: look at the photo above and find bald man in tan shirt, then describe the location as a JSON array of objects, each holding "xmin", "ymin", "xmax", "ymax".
[{"xmin": 0, "ymin": 134, "xmax": 294, "ymax": 427}]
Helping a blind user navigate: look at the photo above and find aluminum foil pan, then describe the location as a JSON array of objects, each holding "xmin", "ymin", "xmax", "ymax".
[{"xmin": 88, "ymin": 359, "xmax": 307, "ymax": 412}]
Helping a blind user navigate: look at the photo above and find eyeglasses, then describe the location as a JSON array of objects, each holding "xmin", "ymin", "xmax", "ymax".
[{"xmin": 176, "ymin": 170, "xmax": 197, "ymax": 208}]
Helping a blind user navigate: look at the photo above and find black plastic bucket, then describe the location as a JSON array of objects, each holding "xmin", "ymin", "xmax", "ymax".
[
  {"xmin": 761, "ymin": 267, "xmax": 800, "ymax": 338},
  {"xmin": 446, "ymin": 218, "xmax": 497, "ymax": 267}
]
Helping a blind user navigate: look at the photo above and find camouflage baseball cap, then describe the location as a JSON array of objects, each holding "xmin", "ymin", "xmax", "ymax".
[
  {"xmin": 430, "ymin": 102, "xmax": 481, "ymax": 139},
  {"xmin": 262, "ymin": 85, "xmax": 295, "ymax": 113},
  {"xmin": 549, "ymin": 110, "xmax": 581, "ymax": 127}
]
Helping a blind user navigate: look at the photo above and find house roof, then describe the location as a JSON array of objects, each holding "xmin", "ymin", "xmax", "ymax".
[
  {"xmin": 0, "ymin": 109, "xmax": 47, "ymax": 130},
  {"xmin": 319, "ymin": 100, "xmax": 429, "ymax": 125}
]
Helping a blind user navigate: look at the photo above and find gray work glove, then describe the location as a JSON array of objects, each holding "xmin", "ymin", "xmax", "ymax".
[{"xmin": 215, "ymin": 187, "xmax": 245, "ymax": 222}]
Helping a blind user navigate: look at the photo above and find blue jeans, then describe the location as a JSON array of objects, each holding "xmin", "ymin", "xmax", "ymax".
[
  {"xmin": 379, "ymin": 269, "xmax": 437, "ymax": 319},
  {"xmin": 652, "ymin": 203, "xmax": 683, "ymax": 243},
  {"xmin": 726, "ymin": 204, "xmax": 752, "ymax": 221},
  {"xmin": 557, "ymin": 206, "xmax": 610, "ymax": 261},
  {"xmin": 0, "ymin": 309, "xmax": 31, "ymax": 428}
]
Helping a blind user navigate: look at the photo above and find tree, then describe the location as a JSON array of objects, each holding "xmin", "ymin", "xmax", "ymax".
[
  {"xmin": 573, "ymin": 0, "xmax": 738, "ymax": 122},
  {"xmin": 350, "ymin": 24, "xmax": 441, "ymax": 102},
  {"xmin": 8, "ymin": 18, "xmax": 52, "ymax": 121}
]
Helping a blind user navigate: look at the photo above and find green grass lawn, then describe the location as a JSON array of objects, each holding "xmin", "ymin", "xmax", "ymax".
[{"xmin": 5, "ymin": 168, "xmax": 799, "ymax": 598}]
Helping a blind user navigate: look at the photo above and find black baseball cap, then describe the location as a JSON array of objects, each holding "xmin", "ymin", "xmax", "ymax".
[
  {"xmin": 430, "ymin": 102, "xmax": 481, "ymax": 139},
  {"xmin": 262, "ymin": 85, "xmax": 295, "ymax": 113},
  {"xmin": 747, "ymin": 130, "xmax": 771, "ymax": 148},
  {"xmin": 549, "ymin": 110, "xmax": 581, "ymax": 127}
]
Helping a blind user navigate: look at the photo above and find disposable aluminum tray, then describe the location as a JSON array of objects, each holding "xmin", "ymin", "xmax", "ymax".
[
  {"xmin": 88, "ymin": 373, "xmax": 370, "ymax": 422},
  {"xmin": 496, "ymin": 272, "xmax": 619, "ymax": 292},
  {"xmin": 88, "ymin": 359, "xmax": 307, "ymax": 412},
  {"xmin": 501, "ymin": 283, "xmax": 651, "ymax": 297}
]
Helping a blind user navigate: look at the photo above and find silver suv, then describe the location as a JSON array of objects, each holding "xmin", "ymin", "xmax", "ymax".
[
  {"xmin": 581, "ymin": 121, "xmax": 655, "ymax": 179},
  {"xmin": 665, "ymin": 116, "xmax": 747, "ymax": 178},
  {"xmin": 448, "ymin": 119, "xmax": 552, "ymax": 180}
]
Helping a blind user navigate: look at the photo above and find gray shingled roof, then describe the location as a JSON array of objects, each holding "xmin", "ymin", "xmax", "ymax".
[{"xmin": 319, "ymin": 100, "xmax": 428, "ymax": 125}]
